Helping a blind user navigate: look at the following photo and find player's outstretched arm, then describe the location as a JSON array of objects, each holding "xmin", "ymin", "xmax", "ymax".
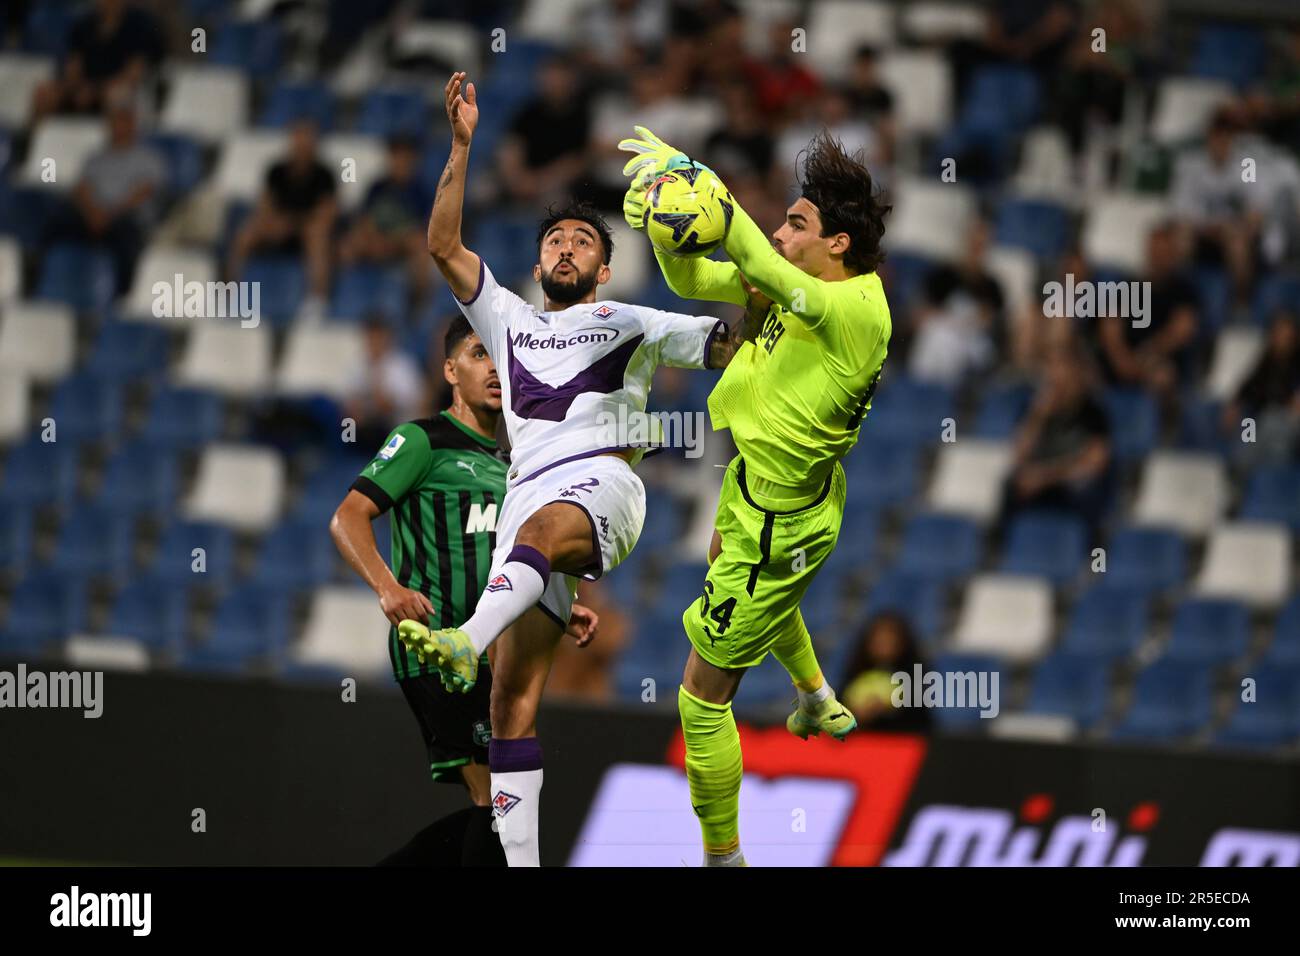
[
  {"xmin": 428, "ymin": 70, "xmax": 482, "ymax": 303},
  {"xmin": 722, "ymin": 200, "xmax": 831, "ymax": 324}
]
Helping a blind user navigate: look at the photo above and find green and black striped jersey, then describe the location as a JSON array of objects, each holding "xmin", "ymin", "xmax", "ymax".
[{"xmin": 351, "ymin": 410, "xmax": 508, "ymax": 680}]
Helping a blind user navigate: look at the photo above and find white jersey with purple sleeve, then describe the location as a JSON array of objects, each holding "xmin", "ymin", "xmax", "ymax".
[{"xmin": 453, "ymin": 255, "xmax": 726, "ymax": 487}]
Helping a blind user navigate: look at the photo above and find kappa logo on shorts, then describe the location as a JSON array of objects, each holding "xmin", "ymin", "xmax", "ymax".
[
  {"xmin": 597, "ymin": 514, "xmax": 610, "ymax": 539},
  {"xmin": 592, "ymin": 304, "xmax": 617, "ymax": 319},
  {"xmin": 492, "ymin": 789, "xmax": 522, "ymax": 817},
  {"xmin": 486, "ymin": 573, "xmax": 513, "ymax": 592}
]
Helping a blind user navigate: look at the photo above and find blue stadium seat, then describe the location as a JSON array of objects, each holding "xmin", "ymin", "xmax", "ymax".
[
  {"xmin": 94, "ymin": 441, "xmax": 181, "ymax": 517},
  {"xmin": 22, "ymin": 3, "xmax": 73, "ymax": 56},
  {"xmin": 190, "ymin": 584, "xmax": 293, "ymax": 667},
  {"xmin": 800, "ymin": 559, "xmax": 850, "ymax": 639},
  {"xmin": 1241, "ymin": 464, "xmax": 1300, "ymax": 531},
  {"xmin": 38, "ymin": 244, "xmax": 117, "ymax": 311},
  {"xmin": 843, "ymin": 436, "xmax": 919, "ymax": 509},
  {"xmin": 330, "ymin": 264, "xmax": 409, "ymax": 323},
  {"xmin": 356, "ymin": 88, "xmax": 431, "ymax": 139},
  {"xmin": 863, "ymin": 376, "xmax": 954, "ymax": 448},
  {"xmin": 999, "ymin": 511, "xmax": 1087, "ymax": 585},
  {"xmin": 1103, "ymin": 387, "xmax": 1158, "ymax": 461},
  {"xmin": 1026, "ymin": 652, "xmax": 1111, "ymax": 728},
  {"xmin": 258, "ymin": 81, "xmax": 336, "ymax": 130},
  {"xmin": 897, "ymin": 513, "xmax": 982, "ymax": 581},
  {"xmin": 106, "ymin": 576, "xmax": 190, "ymax": 652},
  {"xmin": 48, "ymin": 376, "xmax": 125, "ymax": 444},
  {"xmin": 1111, "ymin": 658, "xmax": 1214, "ymax": 741},
  {"xmin": 0, "ymin": 439, "xmax": 80, "ymax": 508},
  {"xmin": 835, "ymin": 502, "xmax": 878, "ymax": 566},
  {"xmin": 929, "ymin": 652, "xmax": 1004, "ymax": 728},
  {"xmin": 0, "ymin": 504, "xmax": 35, "ymax": 577},
  {"xmin": 249, "ymin": 521, "xmax": 338, "ymax": 591},
  {"xmin": 1061, "ymin": 586, "xmax": 1149, "ymax": 660},
  {"xmin": 659, "ymin": 561, "xmax": 709, "ymax": 611},
  {"xmin": 142, "ymin": 386, "xmax": 224, "ymax": 448},
  {"xmin": 973, "ymin": 382, "xmax": 1032, "ymax": 438},
  {"xmin": 637, "ymin": 488, "xmax": 687, "ymax": 554},
  {"xmin": 85, "ymin": 320, "xmax": 170, "ymax": 381},
  {"xmin": 1177, "ymin": 395, "xmax": 1231, "ymax": 457},
  {"xmin": 960, "ymin": 66, "xmax": 1040, "ymax": 133},
  {"xmin": 1191, "ymin": 24, "xmax": 1265, "ymax": 89},
  {"xmin": 1165, "ymin": 598, "xmax": 1250, "ymax": 664},
  {"xmin": 994, "ymin": 198, "xmax": 1071, "ymax": 260},
  {"xmin": 1099, "ymin": 527, "xmax": 1186, "ymax": 596},
  {"xmin": 291, "ymin": 455, "xmax": 373, "ymax": 526},
  {"xmin": 1251, "ymin": 271, "xmax": 1300, "ymax": 327},
  {"xmin": 1213, "ymin": 665, "xmax": 1300, "ymax": 748},
  {"xmin": 211, "ymin": 19, "xmax": 283, "ymax": 77},
  {"xmin": 143, "ymin": 133, "xmax": 205, "ymax": 197},
  {"xmin": 616, "ymin": 610, "xmax": 687, "ymax": 701},
  {"xmin": 48, "ymin": 504, "xmax": 136, "ymax": 580},
  {"xmin": 150, "ymin": 522, "xmax": 236, "ymax": 586},
  {"xmin": 242, "ymin": 255, "xmax": 306, "ymax": 326},
  {"xmin": 0, "ymin": 569, "xmax": 88, "ymax": 651},
  {"xmin": 0, "ymin": 185, "xmax": 57, "ymax": 247},
  {"xmin": 862, "ymin": 569, "xmax": 947, "ymax": 643},
  {"xmin": 736, "ymin": 656, "xmax": 798, "ymax": 707},
  {"xmin": 1262, "ymin": 596, "xmax": 1300, "ymax": 666},
  {"xmin": 1190, "ymin": 268, "xmax": 1232, "ymax": 333},
  {"xmin": 879, "ymin": 252, "xmax": 935, "ymax": 313}
]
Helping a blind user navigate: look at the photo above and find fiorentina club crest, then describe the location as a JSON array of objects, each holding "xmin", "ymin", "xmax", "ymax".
[
  {"xmin": 486, "ymin": 573, "xmax": 512, "ymax": 592},
  {"xmin": 592, "ymin": 304, "xmax": 617, "ymax": 319},
  {"xmin": 492, "ymin": 790, "xmax": 522, "ymax": 818}
]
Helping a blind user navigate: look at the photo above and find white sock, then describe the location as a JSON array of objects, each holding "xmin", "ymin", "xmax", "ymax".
[
  {"xmin": 705, "ymin": 847, "xmax": 746, "ymax": 867},
  {"xmin": 489, "ymin": 737, "xmax": 544, "ymax": 867},
  {"xmin": 462, "ymin": 545, "xmax": 549, "ymax": 655},
  {"xmin": 797, "ymin": 682, "xmax": 833, "ymax": 712}
]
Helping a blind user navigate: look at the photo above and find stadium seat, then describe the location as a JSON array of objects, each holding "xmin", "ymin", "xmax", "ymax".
[
  {"xmin": 106, "ymin": 576, "xmax": 191, "ymax": 652},
  {"xmin": 182, "ymin": 443, "xmax": 286, "ymax": 532},
  {"xmin": 1193, "ymin": 522, "xmax": 1292, "ymax": 610},
  {"xmin": 960, "ymin": 65, "xmax": 1040, "ymax": 135},
  {"xmin": 329, "ymin": 265, "xmax": 408, "ymax": 324},
  {"xmin": 984, "ymin": 245, "xmax": 1037, "ymax": 318},
  {"xmin": 391, "ymin": 19, "xmax": 481, "ymax": 77},
  {"xmin": 1191, "ymin": 24, "xmax": 1265, "ymax": 89},
  {"xmin": 294, "ymin": 585, "xmax": 390, "ymax": 676},
  {"xmin": 0, "ymin": 569, "xmax": 88, "ymax": 651},
  {"xmin": 1213, "ymin": 665, "xmax": 1300, "ymax": 748},
  {"xmin": 1131, "ymin": 451, "xmax": 1228, "ymax": 536},
  {"xmin": 275, "ymin": 322, "xmax": 365, "ymax": 401},
  {"xmin": 1165, "ymin": 597, "xmax": 1251, "ymax": 664},
  {"xmin": 636, "ymin": 488, "xmax": 688, "ymax": 555},
  {"xmin": 355, "ymin": 87, "xmax": 430, "ymax": 138},
  {"xmin": 249, "ymin": 521, "xmax": 338, "ymax": 592},
  {"xmin": 175, "ymin": 322, "xmax": 274, "ymax": 396},
  {"xmin": 1099, "ymin": 526, "xmax": 1187, "ymax": 596},
  {"xmin": 1251, "ymin": 271, "xmax": 1300, "ymax": 327},
  {"xmin": 1262, "ymin": 596, "xmax": 1300, "ymax": 666},
  {"xmin": 1110, "ymin": 658, "xmax": 1214, "ymax": 741},
  {"xmin": 144, "ymin": 131, "xmax": 205, "ymax": 198},
  {"xmin": 93, "ymin": 440, "xmax": 181, "ymax": 517},
  {"xmin": 47, "ymin": 376, "xmax": 124, "ymax": 444},
  {"xmin": 19, "ymin": 117, "xmax": 105, "ymax": 189},
  {"xmin": 1205, "ymin": 325, "xmax": 1263, "ymax": 400},
  {"xmin": 862, "ymin": 569, "xmax": 948, "ymax": 643},
  {"xmin": 1080, "ymin": 193, "xmax": 1170, "ymax": 274},
  {"xmin": 0, "ymin": 439, "xmax": 79, "ymax": 507},
  {"xmin": 195, "ymin": 584, "xmax": 294, "ymax": 665},
  {"xmin": 84, "ymin": 321, "xmax": 170, "ymax": 381},
  {"xmin": 149, "ymin": 521, "xmax": 237, "ymax": 585},
  {"xmin": 897, "ymin": 512, "xmax": 983, "ymax": 581},
  {"xmin": 1009, "ymin": 126, "xmax": 1076, "ymax": 203},
  {"xmin": 63, "ymin": 635, "xmax": 150, "ymax": 671},
  {"xmin": 121, "ymin": 243, "xmax": 219, "ymax": 321},
  {"xmin": 1026, "ymin": 652, "xmax": 1112, "ymax": 728},
  {"xmin": 162, "ymin": 66, "xmax": 250, "ymax": 142},
  {"xmin": 1240, "ymin": 465, "xmax": 1300, "ymax": 532},
  {"xmin": 1176, "ymin": 394, "xmax": 1232, "ymax": 457},
  {"xmin": 47, "ymin": 503, "xmax": 136, "ymax": 580},
  {"xmin": 878, "ymin": 50, "xmax": 952, "ymax": 136},
  {"xmin": 900, "ymin": 4, "xmax": 987, "ymax": 43},
  {"xmin": 211, "ymin": 129, "xmax": 289, "ymax": 203},
  {"xmin": 926, "ymin": 439, "xmax": 1013, "ymax": 524},
  {"xmin": 951, "ymin": 573, "xmax": 1053, "ymax": 662},
  {"xmin": 886, "ymin": 177, "xmax": 978, "ymax": 262},
  {"xmin": 999, "ymin": 511, "xmax": 1087, "ymax": 585},
  {"xmin": 0, "ymin": 374, "xmax": 27, "ymax": 446},
  {"xmin": 1061, "ymin": 586, "xmax": 1150, "ymax": 660},
  {"xmin": 141, "ymin": 386, "xmax": 225, "ymax": 448},
  {"xmin": 211, "ymin": 19, "xmax": 283, "ymax": 78},
  {"xmin": 804, "ymin": 1, "xmax": 895, "ymax": 79},
  {"xmin": 0, "ymin": 184, "xmax": 57, "ymax": 247},
  {"xmin": 320, "ymin": 133, "xmax": 387, "ymax": 212},
  {"xmin": 0, "ymin": 503, "xmax": 35, "ymax": 576},
  {"xmin": 994, "ymin": 198, "xmax": 1071, "ymax": 261},
  {"xmin": 37, "ymin": 243, "xmax": 117, "ymax": 311},
  {"xmin": 1151, "ymin": 77, "xmax": 1233, "ymax": 145},
  {"xmin": 0, "ymin": 299, "xmax": 75, "ymax": 383},
  {"xmin": 865, "ymin": 375, "xmax": 955, "ymax": 447},
  {"xmin": 928, "ymin": 651, "xmax": 1004, "ymax": 728},
  {"xmin": 972, "ymin": 381, "xmax": 1031, "ymax": 438},
  {"xmin": 238, "ymin": 254, "xmax": 304, "ymax": 326},
  {"xmin": 0, "ymin": 236, "xmax": 20, "ymax": 304},
  {"xmin": 842, "ymin": 438, "xmax": 915, "ymax": 511},
  {"xmin": 258, "ymin": 80, "xmax": 335, "ymax": 130},
  {"xmin": 0, "ymin": 53, "xmax": 53, "ymax": 128}
]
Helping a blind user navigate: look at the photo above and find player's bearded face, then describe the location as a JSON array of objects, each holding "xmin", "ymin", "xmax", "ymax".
[{"xmin": 540, "ymin": 255, "xmax": 600, "ymax": 304}]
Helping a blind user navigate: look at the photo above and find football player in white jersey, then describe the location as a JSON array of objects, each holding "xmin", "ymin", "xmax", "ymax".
[{"xmin": 398, "ymin": 71, "xmax": 742, "ymax": 865}]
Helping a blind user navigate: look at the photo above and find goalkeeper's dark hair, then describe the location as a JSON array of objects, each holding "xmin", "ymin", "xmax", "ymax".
[
  {"xmin": 796, "ymin": 130, "xmax": 891, "ymax": 275},
  {"xmin": 536, "ymin": 199, "xmax": 615, "ymax": 264},
  {"xmin": 444, "ymin": 314, "xmax": 475, "ymax": 357}
]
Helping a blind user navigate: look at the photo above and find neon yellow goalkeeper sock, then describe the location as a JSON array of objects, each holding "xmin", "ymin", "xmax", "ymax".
[
  {"xmin": 771, "ymin": 619, "xmax": 824, "ymax": 692},
  {"xmin": 678, "ymin": 685, "xmax": 743, "ymax": 857}
]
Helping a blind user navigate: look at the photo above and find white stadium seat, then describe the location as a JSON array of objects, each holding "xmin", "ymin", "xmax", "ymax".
[
  {"xmin": 392, "ymin": 21, "xmax": 480, "ymax": 79},
  {"xmin": 952, "ymin": 573, "xmax": 1054, "ymax": 662},
  {"xmin": 183, "ymin": 443, "xmax": 286, "ymax": 532},
  {"xmin": 20, "ymin": 117, "xmax": 106, "ymax": 190},
  {"xmin": 294, "ymin": 586, "xmax": 391, "ymax": 676},
  {"xmin": 175, "ymin": 323, "xmax": 273, "ymax": 396},
  {"xmin": 1010, "ymin": 126, "xmax": 1077, "ymax": 204},
  {"xmin": 517, "ymin": 0, "xmax": 591, "ymax": 43},
  {"xmin": 0, "ymin": 237, "xmax": 21, "ymax": 305},
  {"xmin": 738, "ymin": 0, "xmax": 802, "ymax": 56},
  {"xmin": 927, "ymin": 439, "xmax": 1013, "ymax": 523},
  {"xmin": 984, "ymin": 244, "xmax": 1037, "ymax": 319},
  {"xmin": 901, "ymin": 3, "xmax": 988, "ymax": 42},
  {"xmin": 1205, "ymin": 326, "xmax": 1264, "ymax": 401},
  {"xmin": 0, "ymin": 53, "xmax": 54, "ymax": 129},
  {"xmin": 1194, "ymin": 522, "xmax": 1292, "ymax": 610},
  {"xmin": 879, "ymin": 51, "xmax": 952, "ymax": 137},
  {"xmin": 320, "ymin": 133, "xmax": 386, "ymax": 212},
  {"xmin": 161, "ymin": 66, "xmax": 249, "ymax": 143},
  {"xmin": 0, "ymin": 299, "xmax": 75, "ymax": 383},
  {"xmin": 887, "ymin": 177, "xmax": 978, "ymax": 262},
  {"xmin": 121, "ymin": 244, "xmax": 220, "ymax": 321},
  {"xmin": 212, "ymin": 129, "xmax": 289, "ymax": 203},
  {"xmin": 1132, "ymin": 451, "xmax": 1228, "ymax": 537},
  {"xmin": 1080, "ymin": 193, "xmax": 1170, "ymax": 274},
  {"xmin": 64, "ymin": 635, "xmax": 150, "ymax": 672},
  {"xmin": 600, "ymin": 219, "xmax": 650, "ymax": 301},
  {"xmin": 807, "ymin": 1, "xmax": 896, "ymax": 80},
  {"xmin": 1151, "ymin": 77, "xmax": 1233, "ymax": 146},
  {"xmin": 0, "ymin": 372, "xmax": 28, "ymax": 445},
  {"xmin": 276, "ymin": 323, "xmax": 365, "ymax": 400}
]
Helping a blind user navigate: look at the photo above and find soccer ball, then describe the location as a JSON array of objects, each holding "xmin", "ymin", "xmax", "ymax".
[{"xmin": 642, "ymin": 166, "xmax": 734, "ymax": 258}]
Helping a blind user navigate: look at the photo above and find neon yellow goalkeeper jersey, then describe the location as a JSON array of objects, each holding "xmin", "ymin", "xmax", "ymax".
[{"xmin": 654, "ymin": 202, "xmax": 891, "ymax": 490}]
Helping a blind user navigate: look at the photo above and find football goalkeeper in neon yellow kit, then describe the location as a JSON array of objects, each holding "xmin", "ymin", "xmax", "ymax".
[{"xmin": 620, "ymin": 127, "xmax": 892, "ymax": 867}]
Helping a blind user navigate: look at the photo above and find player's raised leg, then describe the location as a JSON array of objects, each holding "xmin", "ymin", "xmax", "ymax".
[{"xmin": 771, "ymin": 611, "xmax": 856, "ymax": 741}]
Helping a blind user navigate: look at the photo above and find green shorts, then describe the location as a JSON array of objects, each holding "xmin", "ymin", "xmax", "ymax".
[{"xmin": 682, "ymin": 456, "xmax": 846, "ymax": 669}]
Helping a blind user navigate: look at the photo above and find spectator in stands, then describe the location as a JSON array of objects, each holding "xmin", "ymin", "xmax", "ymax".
[
  {"xmin": 30, "ymin": 0, "xmax": 164, "ymax": 123},
  {"xmin": 225, "ymin": 120, "xmax": 337, "ymax": 318},
  {"xmin": 1055, "ymin": 0, "xmax": 1147, "ymax": 155},
  {"xmin": 1221, "ymin": 312, "xmax": 1300, "ymax": 464},
  {"xmin": 1005, "ymin": 343, "xmax": 1113, "ymax": 532},
  {"xmin": 702, "ymin": 81, "xmax": 774, "ymax": 184},
  {"xmin": 773, "ymin": 84, "xmax": 877, "ymax": 182},
  {"xmin": 42, "ymin": 99, "xmax": 165, "ymax": 294},
  {"xmin": 1012, "ymin": 246, "xmax": 1087, "ymax": 372},
  {"xmin": 1096, "ymin": 222, "xmax": 1201, "ymax": 416},
  {"xmin": 742, "ymin": 16, "xmax": 824, "ymax": 123},
  {"xmin": 338, "ymin": 134, "xmax": 434, "ymax": 303},
  {"xmin": 497, "ymin": 58, "xmax": 591, "ymax": 208},
  {"xmin": 344, "ymin": 319, "xmax": 427, "ymax": 452},
  {"xmin": 547, "ymin": 580, "xmax": 627, "ymax": 702},
  {"xmin": 840, "ymin": 612, "xmax": 931, "ymax": 733},
  {"xmin": 845, "ymin": 45, "xmax": 897, "ymax": 167},
  {"xmin": 949, "ymin": 0, "xmax": 1078, "ymax": 108},
  {"xmin": 578, "ymin": 0, "xmax": 670, "ymax": 76},
  {"xmin": 906, "ymin": 218, "xmax": 1004, "ymax": 387}
]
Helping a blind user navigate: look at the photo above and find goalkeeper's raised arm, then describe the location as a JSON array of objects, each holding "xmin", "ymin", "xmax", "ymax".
[{"xmin": 427, "ymin": 71, "xmax": 482, "ymax": 303}]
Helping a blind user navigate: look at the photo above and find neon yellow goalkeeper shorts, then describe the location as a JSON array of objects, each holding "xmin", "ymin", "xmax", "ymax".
[{"xmin": 682, "ymin": 455, "xmax": 846, "ymax": 669}]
